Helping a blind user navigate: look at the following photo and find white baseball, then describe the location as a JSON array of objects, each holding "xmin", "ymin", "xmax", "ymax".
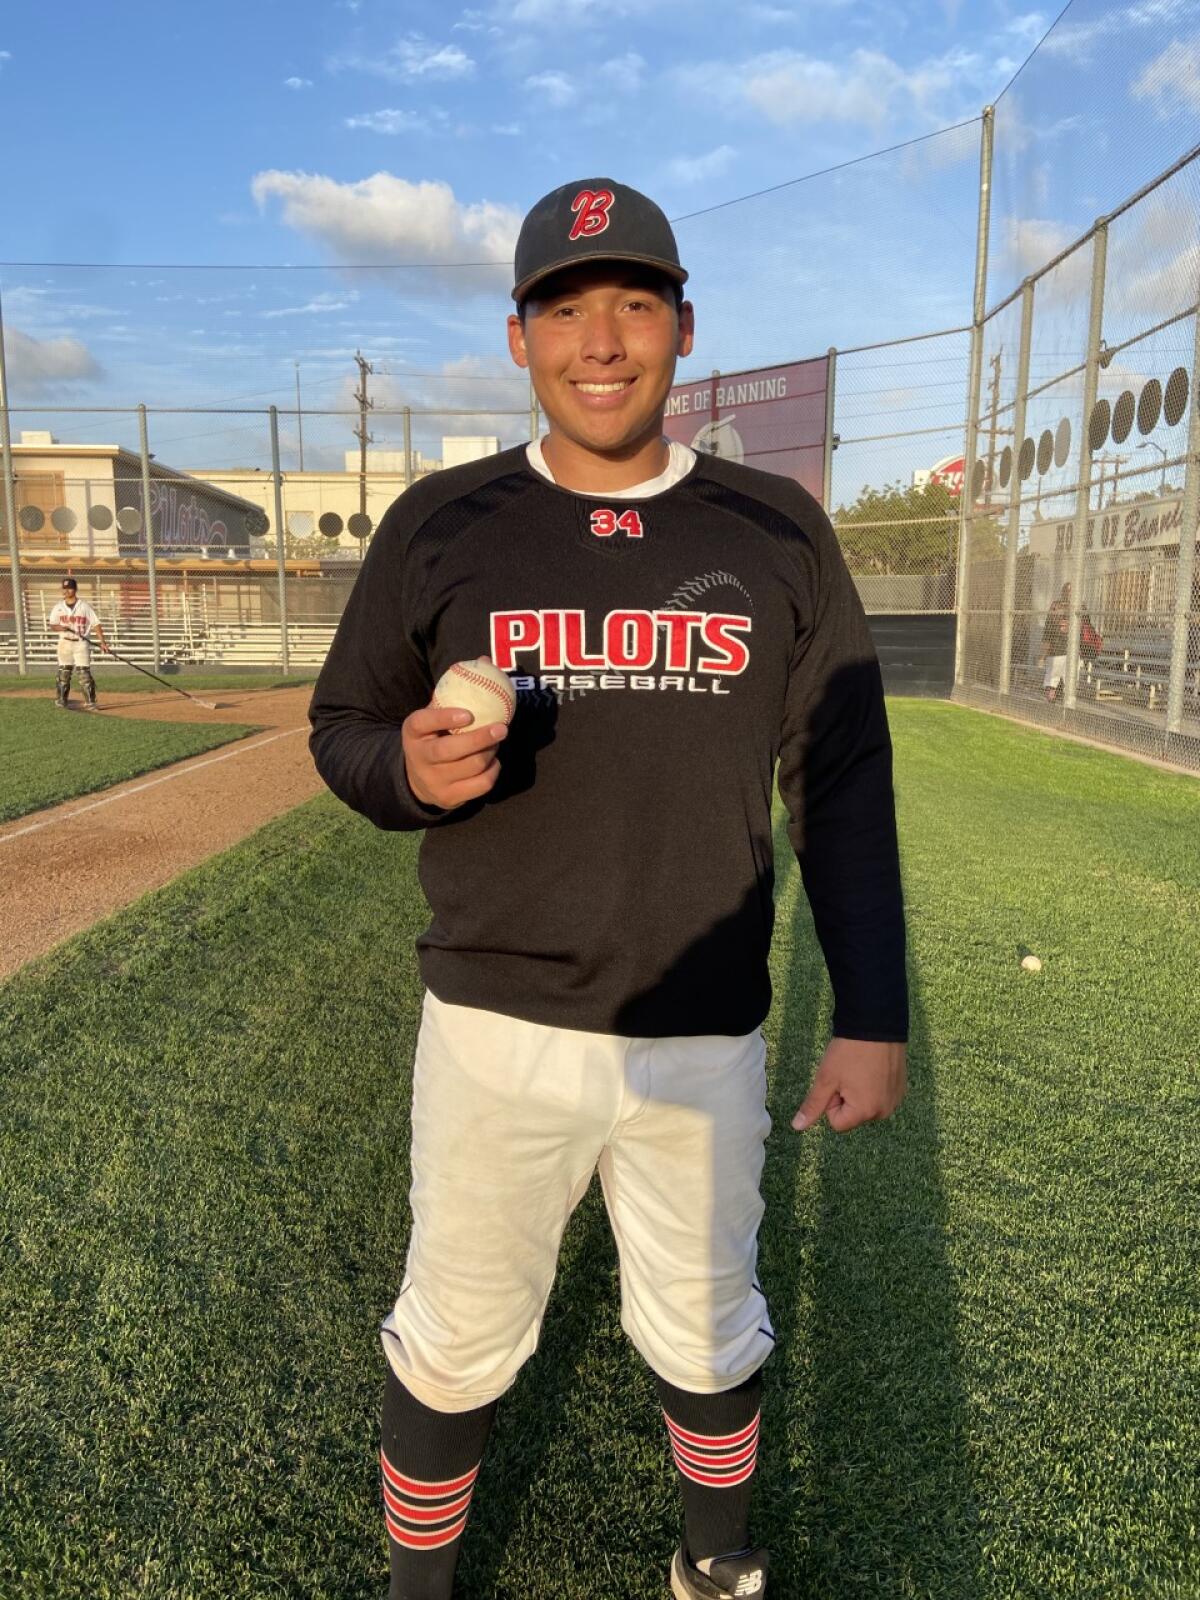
[
  {"xmin": 433, "ymin": 658, "xmax": 517, "ymax": 732},
  {"xmin": 1020, "ymin": 954, "xmax": 1043, "ymax": 972}
]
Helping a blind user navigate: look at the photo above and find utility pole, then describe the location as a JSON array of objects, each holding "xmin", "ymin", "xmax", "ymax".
[
  {"xmin": 1096, "ymin": 452, "xmax": 1129, "ymax": 508},
  {"xmin": 295, "ymin": 362, "xmax": 305, "ymax": 472},
  {"xmin": 353, "ymin": 350, "xmax": 374, "ymax": 561},
  {"xmin": 984, "ymin": 349, "xmax": 1002, "ymax": 509}
]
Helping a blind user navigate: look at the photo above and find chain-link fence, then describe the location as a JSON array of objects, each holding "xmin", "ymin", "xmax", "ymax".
[
  {"xmin": 954, "ymin": 138, "xmax": 1200, "ymax": 772},
  {"xmin": 0, "ymin": 402, "xmax": 536, "ymax": 675},
  {"xmin": 949, "ymin": 0, "xmax": 1200, "ymax": 769},
  {"xmin": 2, "ymin": 0, "xmax": 1197, "ymax": 768}
]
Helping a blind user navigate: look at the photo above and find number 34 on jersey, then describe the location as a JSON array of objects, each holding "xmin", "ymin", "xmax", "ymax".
[{"xmin": 590, "ymin": 508, "xmax": 644, "ymax": 539}]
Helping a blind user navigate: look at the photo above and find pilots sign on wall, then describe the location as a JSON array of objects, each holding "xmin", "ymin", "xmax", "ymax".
[{"xmin": 663, "ymin": 357, "xmax": 830, "ymax": 504}]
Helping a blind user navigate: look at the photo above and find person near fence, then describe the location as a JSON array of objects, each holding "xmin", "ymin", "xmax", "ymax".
[
  {"xmin": 1039, "ymin": 582, "xmax": 1100, "ymax": 702},
  {"xmin": 48, "ymin": 578, "xmax": 109, "ymax": 710},
  {"xmin": 308, "ymin": 177, "xmax": 909, "ymax": 1600}
]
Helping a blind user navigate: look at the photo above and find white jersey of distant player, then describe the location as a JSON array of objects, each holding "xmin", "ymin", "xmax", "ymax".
[{"xmin": 49, "ymin": 599, "xmax": 100, "ymax": 666}]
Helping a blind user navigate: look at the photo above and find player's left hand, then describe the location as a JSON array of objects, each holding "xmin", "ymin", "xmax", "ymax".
[{"xmin": 791, "ymin": 1037, "xmax": 906, "ymax": 1133}]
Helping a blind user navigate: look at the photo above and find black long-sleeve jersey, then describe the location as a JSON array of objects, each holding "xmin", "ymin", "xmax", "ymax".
[{"xmin": 309, "ymin": 445, "xmax": 907, "ymax": 1041}]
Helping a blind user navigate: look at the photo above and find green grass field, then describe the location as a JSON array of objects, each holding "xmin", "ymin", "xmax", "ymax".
[
  {"xmin": 0, "ymin": 670, "xmax": 317, "ymax": 695},
  {"xmin": 0, "ymin": 700, "xmax": 1196, "ymax": 1599},
  {"xmin": 0, "ymin": 700, "xmax": 260, "ymax": 823}
]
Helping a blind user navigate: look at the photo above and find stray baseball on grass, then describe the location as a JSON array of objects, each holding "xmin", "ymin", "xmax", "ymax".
[
  {"xmin": 1021, "ymin": 954, "xmax": 1043, "ymax": 972},
  {"xmin": 433, "ymin": 658, "xmax": 517, "ymax": 732}
]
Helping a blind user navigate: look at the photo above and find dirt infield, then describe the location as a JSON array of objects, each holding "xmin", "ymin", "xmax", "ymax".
[{"xmin": 0, "ymin": 686, "xmax": 326, "ymax": 981}]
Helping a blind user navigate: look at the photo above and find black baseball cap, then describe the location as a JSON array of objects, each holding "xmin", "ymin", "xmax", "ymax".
[
  {"xmin": 512, "ymin": 178, "xmax": 688, "ymax": 306},
  {"xmin": 61, "ymin": 577, "xmax": 77, "ymax": 590}
]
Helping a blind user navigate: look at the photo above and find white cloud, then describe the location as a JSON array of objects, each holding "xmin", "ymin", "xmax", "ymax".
[
  {"xmin": 5, "ymin": 328, "xmax": 101, "ymax": 395},
  {"xmin": 598, "ymin": 52, "xmax": 646, "ymax": 92},
  {"xmin": 679, "ymin": 44, "xmax": 992, "ymax": 132},
  {"xmin": 1000, "ymin": 215, "xmax": 1079, "ymax": 278},
  {"xmin": 263, "ymin": 292, "xmax": 358, "ymax": 318},
  {"xmin": 1039, "ymin": 1, "xmax": 1185, "ymax": 64},
  {"xmin": 0, "ymin": 50, "xmax": 11, "ymax": 66},
  {"xmin": 999, "ymin": 194, "xmax": 1200, "ymax": 320},
  {"xmin": 345, "ymin": 107, "xmax": 426, "ymax": 133},
  {"xmin": 4, "ymin": 288, "xmax": 121, "ymax": 325},
  {"xmin": 332, "ymin": 36, "xmax": 474, "ymax": 82},
  {"xmin": 1131, "ymin": 36, "xmax": 1200, "ymax": 114},
  {"xmin": 742, "ymin": 51, "xmax": 888, "ymax": 126},
  {"xmin": 1106, "ymin": 193, "xmax": 1200, "ymax": 319},
  {"xmin": 1004, "ymin": 11, "xmax": 1050, "ymax": 47},
  {"xmin": 665, "ymin": 145, "xmax": 737, "ymax": 185},
  {"xmin": 284, "ymin": 75, "xmax": 313, "ymax": 89},
  {"xmin": 250, "ymin": 170, "xmax": 520, "ymax": 286},
  {"xmin": 492, "ymin": 122, "xmax": 521, "ymax": 135},
  {"xmin": 1114, "ymin": 239, "xmax": 1200, "ymax": 317},
  {"xmin": 993, "ymin": 91, "xmax": 1089, "ymax": 156},
  {"xmin": 524, "ymin": 70, "xmax": 575, "ymax": 107},
  {"xmin": 454, "ymin": 10, "xmax": 502, "ymax": 34},
  {"xmin": 494, "ymin": 0, "xmax": 643, "ymax": 19}
]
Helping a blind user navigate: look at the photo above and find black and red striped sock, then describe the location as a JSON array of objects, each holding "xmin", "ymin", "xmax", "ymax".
[
  {"xmin": 656, "ymin": 1370, "xmax": 762, "ymax": 1564},
  {"xmin": 380, "ymin": 1365, "xmax": 497, "ymax": 1600}
]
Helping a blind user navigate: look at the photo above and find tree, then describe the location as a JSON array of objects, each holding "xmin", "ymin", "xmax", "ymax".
[
  {"xmin": 256, "ymin": 532, "xmax": 344, "ymax": 561},
  {"xmin": 833, "ymin": 479, "xmax": 1004, "ymax": 575}
]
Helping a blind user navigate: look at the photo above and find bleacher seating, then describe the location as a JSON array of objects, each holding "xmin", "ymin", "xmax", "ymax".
[
  {"xmin": 1, "ymin": 607, "xmax": 337, "ymax": 671},
  {"xmin": 1090, "ymin": 632, "xmax": 1186, "ymax": 710}
]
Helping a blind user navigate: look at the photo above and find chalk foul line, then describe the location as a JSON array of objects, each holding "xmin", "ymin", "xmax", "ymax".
[{"xmin": 0, "ymin": 726, "xmax": 310, "ymax": 845}]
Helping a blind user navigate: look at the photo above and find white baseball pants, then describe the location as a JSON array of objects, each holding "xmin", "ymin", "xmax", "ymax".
[
  {"xmin": 57, "ymin": 636, "xmax": 93, "ymax": 667},
  {"xmin": 382, "ymin": 992, "xmax": 775, "ymax": 1414}
]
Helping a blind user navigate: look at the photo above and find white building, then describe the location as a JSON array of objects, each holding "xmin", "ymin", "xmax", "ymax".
[
  {"xmin": 197, "ymin": 437, "xmax": 504, "ymax": 557},
  {"xmin": 8, "ymin": 431, "xmax": 264, "ymax": 561}
]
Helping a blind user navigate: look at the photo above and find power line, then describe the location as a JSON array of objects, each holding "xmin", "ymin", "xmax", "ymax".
[
  {"xmin": 669, "ymin": 118, "xmax": 983, "ymax": 224},
  {"xmin": 0, "ymin": 258, "xmax": 509, "ymax": 272},
  {"xmin": 0, "ymin": 119, "xmax": 986, "ymax": 273}
]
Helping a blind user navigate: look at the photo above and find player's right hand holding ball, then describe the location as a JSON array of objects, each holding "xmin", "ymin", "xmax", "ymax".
[{"xmin": 402, "ymin": 657, "xmax": 515, "ymax": 811}]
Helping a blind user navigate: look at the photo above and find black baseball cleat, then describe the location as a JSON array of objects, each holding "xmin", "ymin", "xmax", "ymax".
[{"xmin": 670, "ymin": 1543, "xmax": 768, "ymax": 1599}]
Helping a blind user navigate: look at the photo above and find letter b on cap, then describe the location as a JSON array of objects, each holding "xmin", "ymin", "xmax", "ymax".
[{"xmin": 569, "ymin": 188, "xmax": 615, "ymax": 241}]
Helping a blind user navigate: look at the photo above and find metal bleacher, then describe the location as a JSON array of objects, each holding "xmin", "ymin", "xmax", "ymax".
[{"xmin": 1, "ymin": 598, "xmax": 337, "ymax": 672}]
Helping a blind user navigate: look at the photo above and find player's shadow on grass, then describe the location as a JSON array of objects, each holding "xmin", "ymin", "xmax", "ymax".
[{"xmin": 759, "ymin": 804, "xmax": 985, "ymax": 1599}]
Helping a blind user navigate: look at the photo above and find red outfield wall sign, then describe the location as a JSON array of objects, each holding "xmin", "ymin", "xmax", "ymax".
[{"xmin": 663, "ymin": 356, "xmax": 830, "ymax": 504}]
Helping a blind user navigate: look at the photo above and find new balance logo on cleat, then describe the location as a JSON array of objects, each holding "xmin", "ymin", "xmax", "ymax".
[{"xmin": 670, "ymin": 1544, "xmax": 769, "ymax": 1600}]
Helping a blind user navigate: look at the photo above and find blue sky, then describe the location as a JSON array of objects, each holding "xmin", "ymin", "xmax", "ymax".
[{"xmin": 0, "ymin": 0, "xmax": 1196, "ymax": 490}]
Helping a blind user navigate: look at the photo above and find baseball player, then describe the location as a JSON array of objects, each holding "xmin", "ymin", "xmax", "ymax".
[
  {"xmin": 309, "ymin": 178, "xmax": 908, "ymax": 1600},
  {"xmin": 47, "ymin": 577, "xmax": 108, "ymax": 709}
]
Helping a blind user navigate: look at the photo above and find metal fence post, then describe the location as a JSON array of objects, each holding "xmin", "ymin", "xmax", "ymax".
[
  {"xmin": 1064, "ymin": 222, "xmax": 1108, "ymax": 713},
  {"xmin": 999, "ymin": 280, "xmax": 1035, "ymax": 694},
  {"xmin": 270, "ymin": 406, "xmax": 290, "ymax": 676},
  {"xmin": 403, "ymin": 406, "xmax": 413, "ymax": 488},
  {"xmin": 953, "ymin": 104, "xmax": 995, "ymax": 688},
  {"xmin": 0, "ymin": 290, "xmax": 26, "ymax": 674},
  {"xmin": 822, "ymin": 346, "xmax": 838, "ymax": 513},
  {"xmin": 1166, "ymin": 286, "xmax": 1200, "ymax": 735},
  {"xmin": 137, "ymin": 404, "xmax": 161, "ymax": 673}
]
